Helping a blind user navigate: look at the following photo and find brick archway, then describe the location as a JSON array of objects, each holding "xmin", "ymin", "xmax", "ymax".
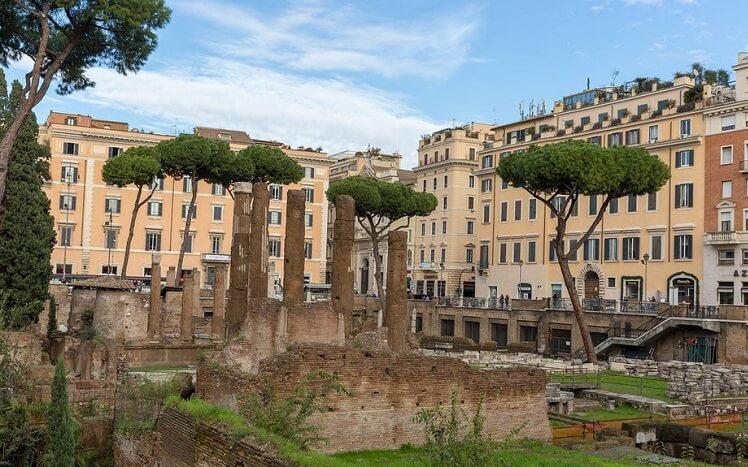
[{"xmin": 576, "ymin": 263, "xmax": 605, "ymax": 299}]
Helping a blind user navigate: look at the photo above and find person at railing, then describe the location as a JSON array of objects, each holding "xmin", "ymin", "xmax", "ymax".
[{"xmin": 499, "ymin": 294, "xmax": 505, "ymax": 310}]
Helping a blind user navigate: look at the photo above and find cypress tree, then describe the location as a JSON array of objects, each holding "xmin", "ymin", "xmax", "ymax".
[
  {"xmin": 45, "ymin": 359, "xmax": 77, "ymax": 466},
  {"xmin": 0, "ymin": 71, "xmax": 55, "ymax": 329},
  {"xmin": 47, "ymin": 296, "xmax": 57, "ymax": 337}
]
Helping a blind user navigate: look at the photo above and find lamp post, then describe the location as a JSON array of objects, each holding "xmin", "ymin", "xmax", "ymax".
[
  {"xmin": 439, "ymin": 262, "xmax": 445, "ymax": 300},
  {"xmin": 517, "ymin": 259, "xmax": 524, "ymax": 299},
  {"xmin": 62, "ymin": 178, "xmax": 71, "ymax": 283},
  {"xmin": 640, "ymin": 253, "xmax": 650, "ymax": 303}
]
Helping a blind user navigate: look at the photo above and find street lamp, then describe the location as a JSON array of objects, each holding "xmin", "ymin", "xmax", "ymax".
[
  {"xmin": 438, "ymin": 262, "xmax": 445, "ymax": 299},
  {"xmin": 640, "ymin": 253, "xmax": 650, "ymax": 302},
  {"xmin": 517, "ymin": 259, "xmax": 524, "ymax": 299}
]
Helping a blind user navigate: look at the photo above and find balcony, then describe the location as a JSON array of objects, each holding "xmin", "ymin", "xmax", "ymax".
[
  {"xmin": 740, "ymin": 160, "xmax": 748, "ymax": 173},
  {"xmin": 704, "ymin": 231, "xmax": 748, "ymax": 245}
]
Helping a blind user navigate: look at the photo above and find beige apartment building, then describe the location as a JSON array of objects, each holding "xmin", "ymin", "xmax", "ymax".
[
  {"xmin": 41, "ymin": 112, "xmax": 333, "ymax": 290},
  {"xmin": 412, "ymin": 123, "xmax": 495, "ymax": 298},
  {"xmin": 326, "ymin": 149, "xmax": 415, "ymax": 294},
  {"xmin": 473, "ymin": 76, "xmax": 710, "ymax": 307}
]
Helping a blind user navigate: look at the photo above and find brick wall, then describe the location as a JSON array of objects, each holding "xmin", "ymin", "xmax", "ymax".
[
  {"xmin": 197, "ymin": 344, "xmax": 551, "ymax": 453},
  {"xmin": 704, "ymin": 131, "xmax": 748, "ymax": 232}
]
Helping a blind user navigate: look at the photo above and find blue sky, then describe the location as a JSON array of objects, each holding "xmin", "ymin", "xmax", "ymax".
[{"xmin": 7, "ymin": 0, "xmax": 748, "ymax": 167}]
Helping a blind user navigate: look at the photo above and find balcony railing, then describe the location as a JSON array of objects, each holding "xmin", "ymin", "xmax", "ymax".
[{"xmin": 704, "ymin": 231, "xmax": 748, "ymax": 245}]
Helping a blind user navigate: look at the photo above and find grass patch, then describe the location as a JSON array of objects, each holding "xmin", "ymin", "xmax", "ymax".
[
  {"xmin": 573, "ymin": 404, "xmax": 660, "ymax": 421},
  {"xmin": 550, "ymin": 418, "xmax": 572, "ymax": 428},
  {"xmin": 551, "ymin": 371, "xmax": 677, "ymax": 403}
]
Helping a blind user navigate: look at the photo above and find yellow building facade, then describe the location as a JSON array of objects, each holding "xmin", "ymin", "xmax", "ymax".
[
  {"xmin": 474, "ymin": 76, "xmax": 706, "ymax": 307},
  {"xmin": 41, "ymin": 112, "xmax": 333, "ymax": 290}
]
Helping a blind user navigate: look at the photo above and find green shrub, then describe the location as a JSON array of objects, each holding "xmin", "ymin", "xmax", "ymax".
[
  {"xmin": 47, "ymin": 296, "xmax": 57, "ymax": 337},
  {"xmin": 45, "ymin": 359, "xmax": 79, "ymax": 467}
]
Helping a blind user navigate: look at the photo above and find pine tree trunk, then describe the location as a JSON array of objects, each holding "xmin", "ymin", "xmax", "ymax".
[
  {"xmin": 176, "ymin": 181, "xmax": 198, "ymax": 280},
  {"xmin": 121, "ymin": 187, "xmax": 143, "ymax": 278},
  {"xmin": 371, "ymin": 235, "xmax": 386, "ymax": 314},
  {"xmin": 559, "ymin": 256, "xmax": 598, "ymax": 364}
]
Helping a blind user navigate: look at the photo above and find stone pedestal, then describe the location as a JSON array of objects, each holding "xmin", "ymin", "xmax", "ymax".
[
  {"xmin": 249, "ymin": 182, "xmax": 269, "ymax": 299},
  {"xmin": 212, "ymin": 264, "xmax": 227, "ymax": 339},
  {"xmin": 283, "ymin": 190, "xmax": 306, "ymax": 308},
  {"xmin": 180, "ymin": 269, "xmax": 199, "ymax": 341},
  {"xmin": 385, "ymin": 230, "xmax": 408, "ymax": 352},
  {"xmin": 148, "ymin": 254, "xmax": 161, "ymax": 338},
  {"xmin": 226, "ymin": 185, "xmax": 252, "ymax": 334},
  {"xmin": 331, "ymin": 195, "xmax": 355, "ymax": 337}
]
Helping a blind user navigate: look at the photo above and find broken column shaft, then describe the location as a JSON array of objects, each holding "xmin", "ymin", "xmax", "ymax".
[
  {"xmin": 385, "ymin": 230, "xmax": 408, "ymax": 352},
  {"xmin": 180, "ymin": 268, "xmax": 199, "ymax": 341},
  {"xmin": 283, "ymin": 189, "xmax": 306, "ymax": 308},
  {"xmin": 249, "ymin": 181, "xmax": 270, "ymax": 299},
  {"xmin": 226, "ymin": 184, "xmax": 252, "ymax": 334},
  {"xmin": 212, "ymin": 263, "xmax": 227, "ymax": 339},
  {"xmin": 147, "ymin": 254, "xmax": 161, "ymax": 338},
  {"xmin": 331, "ymin": 195, "xmax": 355, "ymax": 337}
]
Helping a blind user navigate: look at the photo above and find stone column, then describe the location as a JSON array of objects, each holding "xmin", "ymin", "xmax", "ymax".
[
  {"xmin": 166, "ymin": 266, "xmax": 177, "ymax": 287},
  {"xmin": 249, "ymin": 182, "xmax": 269, "ymax": 299},
  {"xmin": 283, "ymin": 189, "xmax": 306, "ymax": 308},
  {"xmin": 226, "ymin": 184, "xmax": 252, "ymax": 334},
  {"xmin": 180, "ymin": 268, "xmax": 199, "ymax": 341},
  {"xmin": 385, "ymin": 230, "xmax": 408, "ymax": 352},
  {"xmin": 147, "ymin": 254, "xmax": 161, "ymax": 338},
  {"xmin": 211, "ymin": 263, "xmax": 227, "ymax": 339},
  {"xmin": 331, "ymin": 195, "xmax": 355, "ymax": 337}
]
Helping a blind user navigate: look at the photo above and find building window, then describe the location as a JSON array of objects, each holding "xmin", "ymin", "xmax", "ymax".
[
  {"xmin": 587, "ymin": 136, "xmax": 602, "ymax": 146},
  {"xmin": 721, "ymin": 114, "xmax": 736, "ymax": 131},
  {"xmin": 59, "ymin": 194, "xmax": 76, "ymax": 211},
  {"xmin": 441, "ymin": 248, "xmax": 447, "ymax": 264},
  {"xmin": 108, "ymin": 147, "xmax": 123, "ymax": 158},
  {"xmin": 648, "ymin": 125, "xmax": 659, "ymax": 143},
  {"xmin": 469, "ymin": 148, "xmax": 476, "ymax": 160},
  {"xmin": 433, "ymin": 178, "xmax": 437, "ymax": 190},
  {"xmin": 468, "ymin": 175, "xmax": 475, "ymax": 188},
  {"xmin": 675, "ymin": 150, "xmax": 694, "ymax": 168},
  {"xmin": 303, "ymin": 167, "xmax": 315, "ymax": 179},
  {"xmin": 211, "ymin": 235, "xmax": 222, "ymax": 254},
  {"xmin": 442, "ymin": 221, "xmax": 447, "ymax": 234},
  {"xmin": 528, "ymin": 241, "xmax": 536, "ymax": 263},
  {"xmin": 549, "ymin": 240, "xmax": 558, "ymax": 262},
  {"xmin": 721, "ymin": 146, "xmax": 733, "ymax": 165},
  {"xmin": 181, "ymin": 203, "xmax": 197, "ymax": 219},
  {"xmin": 568, "ymin": 239, "xmax": 578, "ymax": 261},
  {"xmin": 500, "ymin": 202, "xmax": 508, "ymax": 222},
  {"xmin": 604, "ymin": 238, "xmax": 618, "ymax": 261},
  {"xmin": 431, "ymin": 222, "xmax": 436, "ymax": 235},
  {"xmin": 722, "ymin": 181, "xmax": 733, "ymax": 198},
  {"xmin": 514, "ymin": 200, "xmax": 522, "ymax": 221},
  {"xmin": 443, "ymin": 175, "xmax": 448, "ymax": 188},
  {"xmin": 182, "ymin": 176, "xmax": 193, "ymax": 193},
  {"xmin": 145, "ymin": 231, "xmax": 161, "ymax": 251},
  {"xmin": 213, "ymin": 205, "xmax": 223, "ymax": 221},
  {"xmin": 481, "ymin": 155, "xmax": 494, "ymax": 169},
  {"xmin": 528, "ymin": 198, "xmax": 537, "ymax": 220},
  {"xmin": 675, "ymin": 183, "xmax": 694, "ymax": 208},
  {"xmin": 150, "ymin": 177, "xmax": 164, "ymax": 191},
  {"xmin": 499, "ymin": 243, "xmax": 507, "ymax": 263},
  {"xmin": 625, "ymin": 129, "xmax": 640, "ymax": 145},
  {"xmin": 59, "ymin": 225, "xmax": 73, "ymax": 247},
  {"xmin": 680, "ymin": 119, "xmax": 691, "ymax": 137},
  {"xmin": 583, "ymin": 238, "xmax": 600, "ymax": 261},
  {"xmin": 622, "ymin": 237, "xmax": 639, "ymax": 260},
  {"xmin": 60, "ymin": 164, "xmax": 78, "ymax": 183},
  {"xmin": 466, "ymin": 220, "xmax": 474, "ymax": 235},
  {"xmin": 442, "ymin": 196, "xmax": 448, "ymax": 209},
  {"xmin": 519, "ymin": 325, "xmax": 538, "ymax": 343},
  {"xmin": 718, "ymin": 249, "xmax": 735, "ymax": 265},
  {"xmin": 609, "ymin": 197, "xmax": 619, "ymax": 214},
  {"xmin": 742, "ymin": 249, "xmax": 748, "ymax": 265},
  {"xmin": 597, "ymin": 112, "xmax": 609, "ymax": 123},
  {"xmin": 62, "ymin": 142, "xmax": 79, "ymax": 155},
  {"xmin": 422, "ymin": 180, "xmax": 426, "ymax": 192},
  {"xmin": 304, "ymin": 242, "xmax": 313, "ymax": 259},
  {"xmin": 465, "ymin": 248, "xmax": 474, "ymax": 263},
  {"xmin": 718, "ymin": 282, "xmax": 734, "ymax": 305},
  {"xmin": 104, "ymin": 197, "xmax": 121, "ymax": 214},
  {"xmin": 420, "ymin": 222, "xmax": 426, "ymax": 236},
  {"xmin": 674, "ymin": 234, "xmax": 693, "ymax": 260},
  {"xmin": 627, "ymin": 194, "xmax": 637, "ymax": 213},
  {"xmin": 211, "ymin": 183, "xmax": 225, "ymax": 196},
  {"xmin": 148, "ymin": 201, "xmax": 162, "ymax": 217},
  {"xmin": 651, "ymin": 235, "xmax": 663, "ymax": 260},
  {"xmin": 647, "ymin": 192, "xmax": 657, "ymax": 211},
  {"xmin": 480, "ymin": 179, "xmax": 492, "ymax": 193},
  {"xmin": 720, "ymin": 211, "xmax": 733, "ymax": 232},
  {"xmin": 269, "ymin": 184, "xmax": 283, "ymax": 200},
  {"xmin": 268, "ymin": 239, "xmax": 281, "ymax": 257},
  {"xmin": 512, "ymin": 242, "xmax": 521, "ymax": 263},
  {"xmin": 183, "ymin": 232, "xmax": 195, "ymax": 253},
  {"xmin": 105, "ymin": 228, "xmax": 117, "ymax": 249},
  {"xmin": 101, "ymin": 265, "xmax": 117, "ymax": 275},
  {"xmin": 302, "ymin": 187, "xmax": 314, "ymax": 203},
  {"xmin": 588, "ymin": 195, "xmax": 597, "ymax": 215},
  {"xmin": 482, "ymin": 204, "xmax": 490, "ymax": 223},
  {"xmin": 607, "ymin": 132, "xmax": 622, "ymax": 147},
  {"xmin": 268, "ymin": 211, "xmax": 282, "ymax": 225},
  {"xmin": 464, "ymin": 321, "xmax": 480, "ymax": 343},
  {"xmin": 305, "ymin": 213, "xmax": 314, "ymax": 227},
  {"xmin": 65, "ymin": 116, "xmax": 77, "ymax": 126},
  {"xmin": 441, "ymin": 318, "xmax": 455, "ymax": 337}
]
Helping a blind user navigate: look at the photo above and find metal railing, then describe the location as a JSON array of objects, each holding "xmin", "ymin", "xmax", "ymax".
[
  {"xmin": 549, "ymin": 297, "xmax": 617, "ymax": 312},
  {"xmin": 433, "ymin": 296, "xmax": 512, "ymax": 310}
]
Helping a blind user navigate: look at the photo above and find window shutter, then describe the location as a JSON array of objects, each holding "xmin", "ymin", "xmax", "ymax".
[
  {"xmin": 59, "ymin": 196, "xmax": 65, "ymax": 210},
  {"xmin": 675, "ymin": 186, "xmax": 682, "ymax": 207},
  {"xmin": 633, "ymin": 238, "xmax": 640, "ymax": 258},
  {"xmin": 70, "ymin": 197, "xmax": 76, "ymax": 210},
  {"xmin": 278, "ymin": 186, "xmax": 283, "ymax": 200}
]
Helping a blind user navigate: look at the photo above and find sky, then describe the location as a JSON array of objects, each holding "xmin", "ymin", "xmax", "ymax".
[{"xmin": 6, "ymin": 0, "xmax": 748, "ymax": 168}]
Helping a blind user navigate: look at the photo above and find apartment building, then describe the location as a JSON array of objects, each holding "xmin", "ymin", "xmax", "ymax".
[
  {"xmin": 412, "ymin": 123, "xmax": 495, "ymax": 298},
  {"xmin": 326, "ymin": 149, "xmax": 415, "ymax": 294},
  {"xmin": 473, "ymin": 75, "xmax": 708, "ymax": 307},
  {"xmin": 703, "ymin": 52, "xmax": 748, "ymax": 305},
  {"xmin": 41, "ymin": 112, "xmax": 333, "ymax": 290}
]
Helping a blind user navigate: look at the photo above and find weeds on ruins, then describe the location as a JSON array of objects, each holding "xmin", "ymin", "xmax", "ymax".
[
  {"xmin": 240, "ymin": 370, "xmax": 350, "ymax": 450},
  {"xmin": 498, "ymin": 141, "xmax": 670, "ymax": 363},
  {"xmin": 114, "ymin": 375, "xmax": 183, "ymax": 436}
]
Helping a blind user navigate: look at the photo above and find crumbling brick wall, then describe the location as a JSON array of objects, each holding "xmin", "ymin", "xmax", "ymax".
[{"xmin": 197, "ymin": 344, "xmax": 551, "ymax": 453}]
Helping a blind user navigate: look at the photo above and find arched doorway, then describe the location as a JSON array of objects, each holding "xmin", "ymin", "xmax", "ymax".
[
  {"xmin": 360, "ymin": 258, "xmax": 369, "ymax": 294},
  {"xmin": 584, "ymin": 271, "xmax": 600, "ymax": 299}
]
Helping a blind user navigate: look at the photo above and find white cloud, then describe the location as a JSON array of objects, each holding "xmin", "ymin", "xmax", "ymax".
[
  {"xmin": 622, "ymin": 0, "xmax": 663, "ymax": 5},
  {"xmin": 650, "ymin": 42, "xmax": 666, "ymax": 51},
  {"xmin": 66, "ymin": 58, "xmax": 441, "ymax": 168},
  {"xmin": 175, "ymin": 0, "xmax": 481, "ymax": 78}
]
